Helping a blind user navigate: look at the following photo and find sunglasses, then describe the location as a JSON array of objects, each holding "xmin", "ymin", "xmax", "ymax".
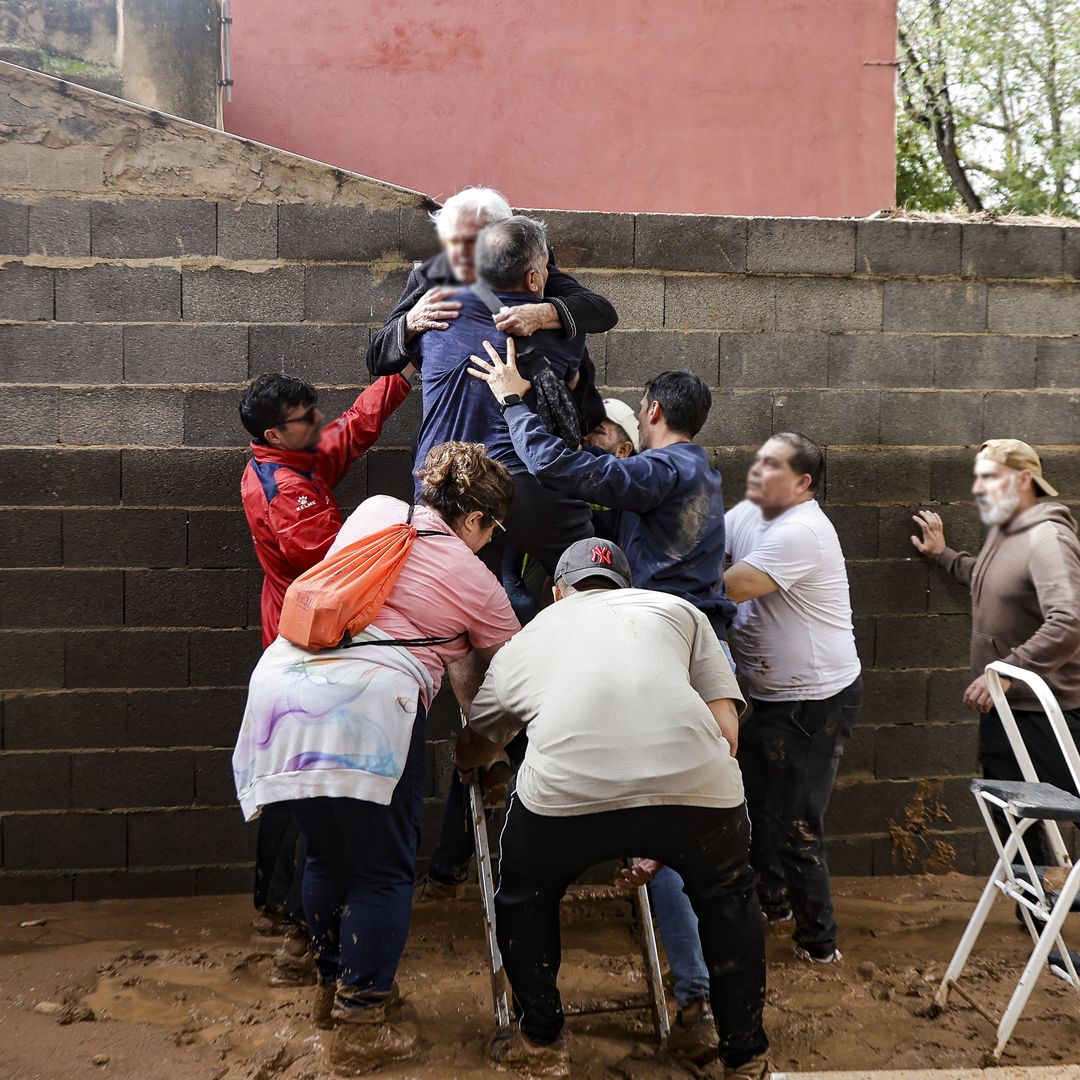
[{"xmin": 277, "ymin": 404, "xmax": 318, "ymax": 428}]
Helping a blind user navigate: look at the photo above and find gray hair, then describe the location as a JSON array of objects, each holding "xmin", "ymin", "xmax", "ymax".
[
  {"xmin": 430, "ymin": 187, "xmax": 512, "ymax": 237},
  {"xmin": 475, "ymin": 216, "xmax": 549, "ymax": 291}
]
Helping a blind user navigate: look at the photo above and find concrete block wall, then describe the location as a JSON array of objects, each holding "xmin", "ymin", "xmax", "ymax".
[{"xmin": 2, "ymin": 62, "xmax": 1080, "ymax": 901}]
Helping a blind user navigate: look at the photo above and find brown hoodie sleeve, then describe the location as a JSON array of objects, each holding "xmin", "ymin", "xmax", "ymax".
[
  {"xmin": 1002, "ymin": 526, "xmax": 1080, "ymax": 678},
  {"xmin": 937, "ymin": 547, "xmax": 975, "ymax": 587}
]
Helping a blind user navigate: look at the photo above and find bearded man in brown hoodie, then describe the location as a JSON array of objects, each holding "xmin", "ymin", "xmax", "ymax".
[{"xmin": 912, "ymin": 439, "xmax": 1080, "ymax": 861}]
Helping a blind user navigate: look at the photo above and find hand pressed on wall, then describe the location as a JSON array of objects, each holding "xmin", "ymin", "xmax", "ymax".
[{"xmin": 911, "ymin": 509, "xmax": 946, "ymax": 558}]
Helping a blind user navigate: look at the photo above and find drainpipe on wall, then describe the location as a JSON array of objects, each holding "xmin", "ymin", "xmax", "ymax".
[{"xmin": 217, "ymin": 0, "xmax": 233, "ymax": 129}]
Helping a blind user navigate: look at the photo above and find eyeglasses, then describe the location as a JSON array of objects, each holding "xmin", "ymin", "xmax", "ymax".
[{"xmin": 277, "ymin": 405, "xmax": 318, "ymax": 428}]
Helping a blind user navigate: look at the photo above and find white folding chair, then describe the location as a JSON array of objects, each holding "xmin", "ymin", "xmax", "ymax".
[{"xmin": 932, "ymin": 661, "xmax": 1080, "ymax": 1058}]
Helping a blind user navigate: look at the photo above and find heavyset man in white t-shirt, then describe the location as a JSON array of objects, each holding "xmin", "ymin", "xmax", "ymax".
[
  {"xmin": 724, "ymin": 432, "xmax": 862, "ymax": 965},
  {"xmin": 455, "ymin": 538, "xmax": 770, "ymax": 1080}
]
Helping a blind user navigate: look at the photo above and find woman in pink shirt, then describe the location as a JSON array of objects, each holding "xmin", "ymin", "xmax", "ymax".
[{"xmin": 233, "ymin": 442, "xmax": 519, "ymax": 1073}]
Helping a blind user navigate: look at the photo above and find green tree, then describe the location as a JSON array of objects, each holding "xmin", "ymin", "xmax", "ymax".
[{"xmin": 897, "ymin": 0, "xmax": 1080, "ymax": 216}]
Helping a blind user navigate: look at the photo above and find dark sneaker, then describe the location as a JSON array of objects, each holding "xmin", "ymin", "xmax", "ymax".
[
  {"xmin": 794, "ymin": 944, "xmax": 842, "ymax": 964},
  {"xmin": 724, "ymin": 1051, "xmax": 772, "ymax": 1079},
  {"xmin": 413, "ymin": 875, "xmax": 464, "ymax": 902},
  {"xmin": 762, "ymin": 909, "xmax": 794, "ymax": 935},
  {"xmin": 330, "ymin": 1005, "xmax": 419, "ymax": 1076},
  {"xmin": 490, "ymin": 1029, "xmax": 571, "ymax": 1078},
  {"xmin": 667, "ymin": 999, "xmax": 719, "ymax": 1064}
]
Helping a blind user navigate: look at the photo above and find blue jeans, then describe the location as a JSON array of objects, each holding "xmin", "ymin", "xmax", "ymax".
[
  {"xmin": 647, "ymin": 638, "xmax": 736, "ymax": 1008},
  {"xmin": 649, "ymin": 866, "xmax": 710, "ymax": 1006},
  {"xmin": 287, "ymin": 701, "xmax": 426, "ymax": 1010}
]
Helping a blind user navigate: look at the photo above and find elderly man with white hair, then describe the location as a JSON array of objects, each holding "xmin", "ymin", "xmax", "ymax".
[
  {"xmin": 913, "ymin": 438, "xmax": 1080, "ymax": 864},
  {"xmin": 366, "ymin": 186, "xmax": 616, "ymax": 383}
]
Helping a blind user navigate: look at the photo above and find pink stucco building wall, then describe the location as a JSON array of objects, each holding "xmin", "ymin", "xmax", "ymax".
[{"xmin": 223, "ymin": 0, "xmax": 897, "ymax": 217}]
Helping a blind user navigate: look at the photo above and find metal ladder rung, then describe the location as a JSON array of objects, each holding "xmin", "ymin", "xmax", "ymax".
[{"xmin": 564, "ymin": 994, "xmax": 655, "ymax": 1017}]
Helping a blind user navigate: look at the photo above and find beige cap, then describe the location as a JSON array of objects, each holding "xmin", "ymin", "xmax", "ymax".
[
  {"xmin": 602, "ymin": 398, "xmax": 640, "ymax": 453},
  {"xmin": 976, "ymin": 438, "xmax": 1058, "ymax": 497}
]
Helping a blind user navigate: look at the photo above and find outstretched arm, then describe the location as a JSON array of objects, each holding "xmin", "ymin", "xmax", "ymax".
[
  {"xmin": 468, "ymin": 338, "xmax": 677, "ymax": 512},
  {"xmin": 316, "ymin": 374, "xmax": 411, "ymax": 487}
]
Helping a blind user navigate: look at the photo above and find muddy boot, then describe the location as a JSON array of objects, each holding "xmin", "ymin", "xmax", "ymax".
[
  {"xmin": 268, "ymin": 925, "xmax": 317, "ymax": 987},
  {"xmin": 251, "ymin": 913, "xmax": 281, "ymax": 936},
  {"xmin": 723, "ymin": 1052, "xmax": 772, "ymax": 1079},
  {"xmin": 667, "ymin": 998, "xmax": 719, "ymax": 1065},
  {"xmin": 312, "ymin": 984, "xmax": 335, "ymax": 1030},
  {"xmin": 413, "ymin": 874, "xmax": 464, "ymax": 902},
  {"xmin": 329, "ymin": 1002, "xmax": 419, "ymax": 1076},
  {"xmin": 490, "ymin": 1028, "xmax": 571, "ymax": 1078}
]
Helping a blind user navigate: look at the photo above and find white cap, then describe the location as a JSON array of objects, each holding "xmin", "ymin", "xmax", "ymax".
[{"xmin": 602, "ymin": 398, "xmax": 640, "ymax": 453}]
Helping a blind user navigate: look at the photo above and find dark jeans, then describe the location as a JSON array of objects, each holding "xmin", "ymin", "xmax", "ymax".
[
  {"xmin": 980, "ymin": 704, "xmax": 1080, "ymax": 866},
  {"xmin": 286, "ymin": 702, "xmax": 426, "ymax": 1009},
  {"xmin": 484, "ymin": 471, "xmax": 594, "ymax": 578},
  {"xmin": 428, "ymin": 730, "xmax": 527, "ymax": 885},
  {"xmin": 253, "ymin": 803, "xmax": 305, "ymax": 927},
  {"xmin": 494, "ymin": 798, "xmax": 768, "ymax": 1068},
  {"xmin": 740, "ymin": 676, "xmax": 862, "ymax": 956}
]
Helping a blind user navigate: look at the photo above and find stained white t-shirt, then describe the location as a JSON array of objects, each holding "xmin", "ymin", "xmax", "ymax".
[
  {"xmin": 468, "ymin": 589, "xmax": 745, "ymax": 816},
  {"xmin": 725, "ymin": 499, "xmax": 860, "ymax": 701}
]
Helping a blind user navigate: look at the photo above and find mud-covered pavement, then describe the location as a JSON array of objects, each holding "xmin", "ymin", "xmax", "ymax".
[{"xmin": 1, "ymin": 874, "xmax": 1078, "ymax": 1080}]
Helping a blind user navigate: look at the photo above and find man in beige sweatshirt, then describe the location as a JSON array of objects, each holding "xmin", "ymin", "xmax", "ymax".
[{"xmin": 912, "ymin": 439, "xmax": 1080, "ymax": 860}]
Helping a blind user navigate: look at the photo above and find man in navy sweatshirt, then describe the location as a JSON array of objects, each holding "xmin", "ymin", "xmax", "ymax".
[{"xmin": 469, "ymin": 346, "xmax": 734, "ymax": 641}]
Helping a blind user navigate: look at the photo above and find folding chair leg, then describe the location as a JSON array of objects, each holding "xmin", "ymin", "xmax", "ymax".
[
  {"xmin": 993, "ymin": 890, "xmax": 1075, "ymax": 1058},
  {"xmin": 935, "ymin": 836, "xmax": 1020, "ymax": 1008},
  {"xmin": 467, "ymin": 772, "xmax": 512, "ymax": 1031},
  {"xmin": 628, "ymin": 861, "xmax": 670, "ymax": 1044}
]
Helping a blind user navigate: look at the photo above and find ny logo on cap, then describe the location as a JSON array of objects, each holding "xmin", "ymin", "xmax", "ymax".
[{"xmin": 591, "ymin": 544, "xmax": 613, "ymax": 565}]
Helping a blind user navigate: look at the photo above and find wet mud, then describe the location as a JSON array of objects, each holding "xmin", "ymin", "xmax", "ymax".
[{"xmin": 1, "ymin": 874, "xmax": 1079, "ymax": 1079}]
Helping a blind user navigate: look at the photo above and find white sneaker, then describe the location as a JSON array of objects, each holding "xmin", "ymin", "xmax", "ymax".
[{"xmin": 794, "ymin": 945, "xmax": 842, "ymax": 964}]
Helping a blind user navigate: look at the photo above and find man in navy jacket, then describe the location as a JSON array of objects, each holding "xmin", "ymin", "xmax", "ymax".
[{"xmin": 469, "ymin": 346, "xmax": 734, "ymax": 640}]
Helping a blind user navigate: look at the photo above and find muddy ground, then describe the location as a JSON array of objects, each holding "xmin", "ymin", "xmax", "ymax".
[{"xmin": 0, "ymin": 873, "xmax": 1078, "ymax": 1080}]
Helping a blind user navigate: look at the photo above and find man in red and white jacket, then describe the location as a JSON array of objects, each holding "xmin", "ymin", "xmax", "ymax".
[
  {"xmin": 238, "ymin": 370, "xmax": 412, "ymax": 957},
  {"xmin": 240, "ymin": 371, "xmax": 412, "ymax": 648}
]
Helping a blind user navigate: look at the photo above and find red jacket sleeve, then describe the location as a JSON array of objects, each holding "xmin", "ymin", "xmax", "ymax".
[{"xmin": 316, "ymin": 375, "xmax": 411, "ymax": 488}]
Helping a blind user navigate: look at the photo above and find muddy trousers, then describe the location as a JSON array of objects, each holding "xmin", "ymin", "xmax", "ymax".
[
  {"xmin": 740, "ymin": 676, "xmax": 862, "ymax": 958},
  {"xmin": 494, "ymin": 797, "xmax": 768, "ymax": 1068},
  {"xmin": 980, "ymin": 705, "xmax": 1080, "ymax": 866},
  {"xmin": 253, "ymin": 804, "xmax": 306, "ymax": 927},
  {"xmin": 285, "ymin": 703, "xmax": 426, "ymax": 1010}
]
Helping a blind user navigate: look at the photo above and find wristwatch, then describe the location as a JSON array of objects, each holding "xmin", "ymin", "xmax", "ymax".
[{"xmin": 499, "ymin": 394, "xmax": 524, "ymax": 413}]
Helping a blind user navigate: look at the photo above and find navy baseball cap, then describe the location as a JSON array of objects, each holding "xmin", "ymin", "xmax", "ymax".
[{"xmin": 554, "ymin": 538, "xmax": 633, "ymax": 589}]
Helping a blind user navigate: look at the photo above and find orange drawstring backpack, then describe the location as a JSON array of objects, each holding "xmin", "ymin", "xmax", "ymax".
[{"xmin": 278, "ymin": 505, "xmax": 460, "ymax": 651}]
